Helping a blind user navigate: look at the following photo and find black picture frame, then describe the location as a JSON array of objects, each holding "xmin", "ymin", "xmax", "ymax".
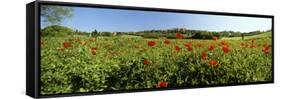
[{"xmin": 26, "ymin": 0, "xmax": 274, "ymax": 98}]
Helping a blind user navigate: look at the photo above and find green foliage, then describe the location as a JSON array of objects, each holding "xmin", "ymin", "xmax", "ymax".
[
  {"xmin": 41, "ymin": 25, "xmax": 73, "ymax": 37},
  {"xmin": 192, "ymin": 32, "xmax": 220, "ymax": 39},
  {"xmin": 41, "ymin": 5, "xmax": 73, "ymax": 25},
  {"xmin": 141, "ymin": 33, "xmax": 161, "ymax": 39},
  {"xmin": 91, "ymin": 29, "xmax": 98, "ymax": 37},
  {"xmin": 40, "ymin": 32, "xmax": 272, "ymax": 95}
]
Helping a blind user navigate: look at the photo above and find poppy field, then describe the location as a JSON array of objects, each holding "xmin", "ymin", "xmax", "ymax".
[{"xmin": 40, "ymin": 32, "xmax": 272, "ymax": 95}]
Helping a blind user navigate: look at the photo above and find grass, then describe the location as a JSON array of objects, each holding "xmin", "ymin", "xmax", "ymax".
[
  {"xmin": 221, "ymin": 32, "xmax": 272, "ymax": 40},
  {"xmin": 40, "ymin": 32, "xmax": 273, "ymax": 95}
]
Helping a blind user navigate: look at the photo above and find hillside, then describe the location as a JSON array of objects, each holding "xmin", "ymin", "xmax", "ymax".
[{"xmin": 221, "ymin": 32, "xmax": 272, "ymax": 40}]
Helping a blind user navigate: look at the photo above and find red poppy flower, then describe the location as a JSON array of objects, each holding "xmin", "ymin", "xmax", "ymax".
[
  {"xmin": 164, "ymin": 39, "xmax": 171, "ymax": 44},
  {"xmin": 209, "ymin": 60, "xmax": 219, "ymax": 67},
  {"xmin": 91, "ymin": 47, "xmax": 97, "ymax": 55},
  {"xmin": 156, "ymin": 81, "xmax": 168, "ymax": 88},
  {"xmin": 240, "ymin": 42, "xmax": 245, "ymax": 47},
  {"xmin": 143, "ymin": 59, "xmax": 150, "ymax": 65},
  {"xmin": 208, "ymin": 44, "xmax": 215, "ymax": 51},
  {"xmin": 176, "ymin": 33, "xmax": 184, "ymax": 39},
  {"xmin": 63, "ymin": 42, "xmax": 72, "ymax": 48},
  {"xmin": 202, "ymin": 51, "xmax": 207, "ymax": 60},
  {"xmin": 184, "ymin": 42, "xmax": 192, "ymax": 48},
  {"xmin": 262, "ymin": 48, "xmax": 270, "ymax": 54},
  {"xmin": 187, "ymin": 47, "xmax": 193, "ymax": 51},
  {"xmin": 175, "ymin": 46, "xmax": 181, "ymax": 52},
  {"xmin": 148, "ymin": 41, "xmax": 156, "ymax": 46},
  {"xmin": 222, "ymin": 46, "xmax": 230, "ymax": 53},
  {"xmin": 213, "ymin": 36, "xmax": 218, "ymax": 41},
  {"xmin": 220, "ymin": 40, "xmax": 227, "ymax": 46},
  {"xmin": 262, "ymin": 44, "xmax": 270, "ymax": 54}
]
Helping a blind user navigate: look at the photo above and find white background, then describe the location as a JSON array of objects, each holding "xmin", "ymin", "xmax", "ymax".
[{"xmin": 0, "ymin": 0, "xmax": 280, "ymax": 99}]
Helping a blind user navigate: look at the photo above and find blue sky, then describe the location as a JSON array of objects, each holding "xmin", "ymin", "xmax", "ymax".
[{"xmin": 42, "ymin": 6, "xmax": 272, "ymax": 33}]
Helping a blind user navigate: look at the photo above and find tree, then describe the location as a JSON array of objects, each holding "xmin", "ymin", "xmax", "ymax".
[
  {"xmin": 91, "ymin": 29, "xmax": 98, "ymax": 37},
  {"xmin": 41, "ymin": 25, "xmax": 73, "ymax": 37},
  {"xmin": 41, "ymin": 5, "xmax": 73, "ymax": 25}
]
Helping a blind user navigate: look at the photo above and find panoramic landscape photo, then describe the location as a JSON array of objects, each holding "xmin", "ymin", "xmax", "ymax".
[{"xmin": 40, "ymin": 5, "xmax": 273, "ymax": 95}]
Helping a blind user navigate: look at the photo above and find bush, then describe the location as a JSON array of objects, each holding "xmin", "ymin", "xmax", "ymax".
[
  {"xmin": 192, "ymin": 32, "xmax": 220, "ymax": 39},
  {"xmin": 98, "ymin": 32, "xmax": 112, "ymax": 36},
  {"xmin": 41, "ymin": 25, "xmax": 73, "ymax": 37},
  {"xmin": 141, "ymin": 33, "xmax": 160, "ymax": 39}
]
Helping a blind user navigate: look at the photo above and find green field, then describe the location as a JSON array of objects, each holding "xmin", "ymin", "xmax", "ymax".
[
  {"xmin": 222, "ymin": 32, "xmax": 272, "ymax": 40},
  {"xmin": 40, "ymin": 32, "xmax": 272, "ymax": 95}
]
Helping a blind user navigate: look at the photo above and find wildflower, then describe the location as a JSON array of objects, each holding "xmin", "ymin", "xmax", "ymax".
[
  {"xmin": 209, "ymin": 60, "xmax": 219, "ymax": 67},
  {"xmin": 148, "ymin": 41, "xmax": 156, "ymax": 46},
  {"xmin": 208, "ymin": 44, "xmax": 215, "ymax": 51},
  {"xmin": 63, "ymin": 42, "xmax": 72, "ymax": 48},
  {"xmin": 175, "ymin": 46, "xmax": 181, "ymax": 52},
  {"xmin": 202, "ymin": 51, "xmax": 207, "ymax": 60},
  {"xmin": 143, "ymin": 59, "xmax": 150, "ymax": 65},
  {"xmin": 220, "ymin": 40, "xmax": 227, "ymax": 46},
  {"xmin": 91, "ymin": 47, "xmax": 97, "ymax": 55},
  {"xmin": 156, "ymin": 81, "xmax": 168, "ymax": 88},
  {"xmin": 164, "ymin": 39, "xmax": 171, "ymax": 45},
  {"xmin": 184, "ymin": 42, "xmax": 192, "ymax": 48},
  {"xmin": 262, "ymin": 44, "xmax": 270, "ymax": 54},
  {"xmin": 176, "ymin": 33, "xmax": 184, "ymax": 39},
  {"xmin": 213, "ymin": 36, "xmax": 218, "ymax": 41},
  {"xmin": 187, "ymin": 47, "xmax": 193, "ymax": 51},
  {"xmin": 222, "ymin": 46, "xmax": 230, "ymax": 53}
]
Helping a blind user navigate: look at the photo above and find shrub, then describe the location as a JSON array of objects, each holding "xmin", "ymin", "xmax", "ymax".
[
  {"xmin": 41, "ymin": 25, "xmax": 73, "ymax": 37},
  {"xmin": 141, "ymin": 33, "xmax": 160, "ymax": 39},
  {"xmin": 192, "ymin": 32, "xmax": 220, "ymax": 39},
  {"xmin": 96, "ymin": 32, "xmax": 115, "ymax": 36}
]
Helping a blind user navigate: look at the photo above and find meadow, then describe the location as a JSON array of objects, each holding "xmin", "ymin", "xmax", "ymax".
[{"xmin": 40, "ymin": 32, "xmax": 272, "ymax": 95}]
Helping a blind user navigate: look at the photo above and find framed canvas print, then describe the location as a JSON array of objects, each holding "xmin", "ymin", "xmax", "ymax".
[{"xmin": 26, "ymin": 0, "xmax": 274, "ymax": 98}]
